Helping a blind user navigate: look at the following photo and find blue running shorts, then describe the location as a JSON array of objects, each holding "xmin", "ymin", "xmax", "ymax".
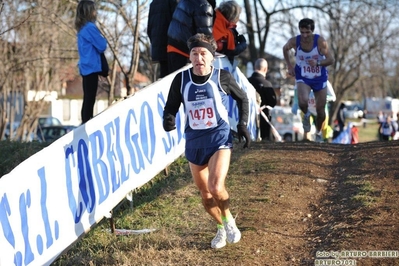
[{"xmin": 185, "ymin": 136, "xmax": 233, "ymax": 165}]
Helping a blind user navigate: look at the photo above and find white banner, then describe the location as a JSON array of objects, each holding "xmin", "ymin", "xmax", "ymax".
[
  {"xmin": 214, "ymin": 56, "xmax": 258, "ymax": 139},
  {"xmin": 0, "ymin": 62, "xmax": 258, "ymax": 266}
]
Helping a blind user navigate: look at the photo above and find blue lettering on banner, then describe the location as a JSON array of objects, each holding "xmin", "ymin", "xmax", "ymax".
[
  {"xmin": 37, "ymin": 167, "xmax": 58, "ymax": 253},
  {"xmin": 113, "ymin": 117, "xmax": 130, "ymax": 185},
  {"xmin": 89, "ymin": 130, "xmax": 110, "ymax": 205},
  {"xmin": 65, "ymin": 145, "xmax": 83, "ymax": 223},
  {"xmin": 104, "ymin": 117, "xmax": 129, "ymax": 193},
  {"xmin": 104, "ymin": 121, "xmax": 119, "ymax": 193},
  {"xmin": 0, "ymin": 194, "xmax": 14, "ymax": 246},
  {"xmin": 63, "ymin": 103, "xmax": 158, "ymax": 227},
  {"xmin": 139, "ymin": 102, "xmax": 156, "ymax": 164},
  {"xmin": 77, "ymin": 139, "xmax": 96, "ymax": 214},
  {"xmin": 0, "ymin": 193, "xmax": 21, "ymax": 265},
  {"xmin": 125, "ymin": 109, "xmax": 145, "ymax": 173},
  {"xmin": 0, "ymin": 97, "xmax": 189, "ymax": 265},
  {"xmin": 19, "ymin": 190, "xmax": 34, "ymax": 265},
  {"xmin": 5, "ymin": 167, "xmax": 58, "ymax": 266}
]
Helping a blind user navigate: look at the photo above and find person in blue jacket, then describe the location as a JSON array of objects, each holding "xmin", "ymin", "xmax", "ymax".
[{"xmin": 75, "ymin": 0, "xmax": 107, "ymax": 124}]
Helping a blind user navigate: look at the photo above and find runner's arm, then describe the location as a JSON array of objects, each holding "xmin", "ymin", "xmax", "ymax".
[
  {"xmin": 317, "ymin": 36, "xmax": 334, "ymax": 67},
  {"xmin": 220, "ymin": 69, "xmax": 249, "ymax": 124},
  {"xmin": 282, "ymin": 37, "xmax": 296, "ymax": 76},
  {"xmin": 164, "ymin": 73, "xmax": 182, "ymax": 117}
]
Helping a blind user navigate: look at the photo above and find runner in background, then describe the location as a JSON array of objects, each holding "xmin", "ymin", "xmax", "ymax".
[{"xmin": 283, "ymin": 18, "xmax": 334, "ymax": 142}]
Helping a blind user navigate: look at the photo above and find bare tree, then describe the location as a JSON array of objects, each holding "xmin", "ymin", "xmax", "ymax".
[
  {"xmin": 0, "ymin": 0, "xmax": 151, "ymax": 141},
  {"xmin": 0, "ymin": 0, "xmax": 76, "ymax": 141},
  {"xmin": 0, "ymin": 0, "xmax": 32, "ymax": 140},
  {"xmin": 97, "ymin": 0, "xmax": 150, "ymax": 103},
  {"xmin": 319, "ymin": 0, "xmax": 399, "ymax": 117}
]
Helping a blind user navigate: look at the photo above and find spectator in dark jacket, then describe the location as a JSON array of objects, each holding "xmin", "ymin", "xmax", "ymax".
[
  {"xmin": 248, "ymin": 58, "xmax": 277, "ymax": 141},
  {"xmin": 147, "ymin": 0, "xmax": 178, "ymax": 79},
  {"xmin": 167, "ymin": 0, "xmax": 215, "ymax": 74}
]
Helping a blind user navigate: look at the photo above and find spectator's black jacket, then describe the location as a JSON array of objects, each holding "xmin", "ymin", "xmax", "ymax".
[
  {"xmin": 248, "ymin": 72, "xmax": 276, "ymax": 116},
  {"xmin": 147, "ymin": 0, "xmax": 178, "ymax": 61},
  {"xmin": 167, "ymin": 0, "xmax": 214, "ymax": 55}
]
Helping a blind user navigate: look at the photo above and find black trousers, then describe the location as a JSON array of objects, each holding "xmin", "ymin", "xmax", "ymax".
[
  {"xmin": 168, "ymin": 52, "xmax": 189, "ymax": 75},
  {"xmin": 81, "ymin": 73, "xmax": 99, "ymax": 124},
  {"xmin": 260, "ymin": 110, "xmax": 271, "ymax": 140},
  {"xmin": 158, "ymin": 60, "xmax": 169, "ymax": 79}
]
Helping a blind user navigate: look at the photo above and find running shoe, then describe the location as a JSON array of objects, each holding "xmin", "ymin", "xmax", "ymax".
[
  {"xmin": 315, "ymin": 132, "xmax": 324, "ymax": 143},
  {"xmin": 223, "ymin": 219, "xmax": 241, "ymax": 244},
  {"xmin": 211, "ymin": 227, "xmax": 227, "ymax": 249},
  {"xmin": 302, "ymin": 112, "xmax": 311, "ymax": 133}
]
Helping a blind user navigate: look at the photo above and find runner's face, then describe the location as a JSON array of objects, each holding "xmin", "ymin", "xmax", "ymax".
[
  {"xmin": 300, "ymin": 28, "xmax": 313, "ymax": 41},
  {"xmin": 190, "ymin": 47, "xmax": 213, "ymax": 76}
]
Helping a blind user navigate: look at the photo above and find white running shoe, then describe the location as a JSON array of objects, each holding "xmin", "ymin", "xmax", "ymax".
[
  {"xmin": 211, "ymin": 227, "xmax": 227, "ymax": 249},
  {"xmin": 302, "ymin": 112, "xmax": 311, "ymax": 133},
  {"xmin": 223, "ymin": 219, "xmax": 241, "ymax": 244}
]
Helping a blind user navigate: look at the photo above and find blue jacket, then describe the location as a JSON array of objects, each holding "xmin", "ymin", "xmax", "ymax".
[
  {"xmin": 77, "ymin": 22, "xmax": 107, "ymax": 76},
  {"xmin": 167, "ymin": 0, "xmax": 214, "ymax": 55}
]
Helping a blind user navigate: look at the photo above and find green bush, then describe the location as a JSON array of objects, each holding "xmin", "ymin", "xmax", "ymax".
[{"xmin": 0, "ymin": 140, "xmax": 49, "ymax": 177}]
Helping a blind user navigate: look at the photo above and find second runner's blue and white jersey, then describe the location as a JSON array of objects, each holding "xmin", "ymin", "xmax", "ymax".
[{"xmin": 295, "ymin": 34, "xmax": 328, "ymax": 90}]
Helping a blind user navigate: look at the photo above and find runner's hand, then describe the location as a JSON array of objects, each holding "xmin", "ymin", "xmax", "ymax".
[
  {"xmin": 163, "ymin": 113, "xmax": 176, "ymax": 131},
  {"xmin": 237, "ymin": 124, "xmax": 251, "ymax": 148}
]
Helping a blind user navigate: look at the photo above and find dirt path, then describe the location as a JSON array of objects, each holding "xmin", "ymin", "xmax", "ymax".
[
  {"xmin": 226, "ymin": 142, "xmax": 340, "ymax": 265},
  {"xmin": 224, "ymin": 141, "xmax": 399, "ymax": 266},
  {"xmin": 54, "ymin": 141, "xmax": 399, "ymax": 266}
]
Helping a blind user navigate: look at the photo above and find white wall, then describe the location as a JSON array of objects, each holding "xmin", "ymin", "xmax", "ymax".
[{"xmin": 28, "ymin": 90, "xmax": 110, "ymax": 126}]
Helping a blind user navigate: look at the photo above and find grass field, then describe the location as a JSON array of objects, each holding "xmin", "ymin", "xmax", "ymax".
[{"xmin": 350, "ymin": 119, "xmax": 379, "ymax": 142}]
